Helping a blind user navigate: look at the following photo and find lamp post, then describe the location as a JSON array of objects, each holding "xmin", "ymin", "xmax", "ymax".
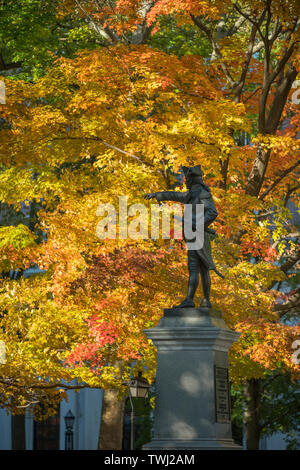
[
  {"xmin": 64, "ymin": 410, "xmax": 75, "ymax": 450},
  {"xmin": 127, "ymin": 373, "xmax": 150, "ymax": 450}
]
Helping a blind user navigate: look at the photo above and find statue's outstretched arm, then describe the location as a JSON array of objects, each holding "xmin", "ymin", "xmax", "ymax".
[{"xmin": 144, "ymin": 191, "xmax": 187, "ymax": 203}]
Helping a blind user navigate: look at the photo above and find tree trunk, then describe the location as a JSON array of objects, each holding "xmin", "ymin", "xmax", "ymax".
[
  {"xmin": 246, "ymin": 145, "xmax": 271, "ymax": 197},
  {"xmin": 11, "ymin": 414, "xmax": 26, "ymax": 450},
  {"xmin": 243, "ymin": 379, "xmax": 262, "ymax": 450},
  {"xmin": 98, "ymin": 389, "xmax": 126, "ymax": 450},
  {"xmin": 265, "ymin": 67, "xmax": 297, "ymax": 134}
]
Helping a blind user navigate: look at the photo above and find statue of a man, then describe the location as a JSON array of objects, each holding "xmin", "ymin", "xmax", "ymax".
[{"xmin": 144, "ymin": 165, "xmax": 223, "ymax": 309}]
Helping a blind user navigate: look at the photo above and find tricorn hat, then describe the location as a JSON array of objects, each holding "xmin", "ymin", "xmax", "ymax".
[{"xmin": 182, "ymin": 165, "xmax": 204, "ymax": 178}]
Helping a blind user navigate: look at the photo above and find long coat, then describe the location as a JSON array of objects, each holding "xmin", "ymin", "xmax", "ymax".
[{"xmin": 156, "ymin": 184, "xmax": 222, "ymax": 276}]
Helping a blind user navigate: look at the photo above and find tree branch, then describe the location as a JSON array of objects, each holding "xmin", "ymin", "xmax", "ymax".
[
  {"xmin": 234, "ymin": 22, "xmax": 259, "ymax": 102},
  {"xmin": 53, "ymin": 135, "xmax": 155, "ymax": 167},
  {"xmin": 242, "ymin": 86, "xmax": 262, "ymax": 103},
  {"xmin": 273, "ymin": 287, "xmax": 300, "ymax": 318},
  {"xmin": 233, "ymin": 3, "xmax": 266, "ymax": 41},
  {"xmin": 268, "ymin": 245, "xmax": 300, "ymax": 290},
  {"xmin": 190, "ymin": 14, "xmax": 236, "ymax": 87},
  {"xmin": 228, "ymin": 15, "xmax": 247, "ymax": 35},
  {"xmin": 279, "ymin": 248, "xmax": 300, "ymax": 275},
  {"xmin": 259, "ymin": 160, "xmax": 300, "ymax": 200},
  {"xmin": 51, "ymin": 135, "xmax": 170, "ymax": 183},
  {"xmin": 284, "ymin": 184, "xmax": 300, "ymax": 207}
]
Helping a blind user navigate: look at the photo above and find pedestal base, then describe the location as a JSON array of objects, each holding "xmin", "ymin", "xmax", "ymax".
[
  {"xmin": 143, "ymin": 438, "xmax": 241, "ymax": 450},
  {"xmin": 143, "ymin": 308, "xmax": 242, "ymax": 451}
]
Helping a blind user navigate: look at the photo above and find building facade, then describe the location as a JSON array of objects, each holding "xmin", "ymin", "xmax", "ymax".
[{"xmin": 0, "ymin": 387, "xmax": 103, "ymax": 450}]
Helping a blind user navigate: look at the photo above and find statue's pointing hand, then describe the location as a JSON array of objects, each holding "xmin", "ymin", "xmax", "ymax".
[
  {"xmin": 144, "ymin": 192, "xmax": 162, "ymax": 205},
  {"xmin": 144, "ymin": 193, "xmax": 157, "ymax": 200}
]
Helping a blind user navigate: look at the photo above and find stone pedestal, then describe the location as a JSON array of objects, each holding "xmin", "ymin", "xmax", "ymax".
[{"xmin": 143, "ymin": 308, "xmax": 241, "ymax": 450}]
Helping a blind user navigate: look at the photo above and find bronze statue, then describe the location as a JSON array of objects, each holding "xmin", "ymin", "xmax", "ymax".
[{"xmin": 144, "ymin": 165, "xmax": 223, "ymax": 309}]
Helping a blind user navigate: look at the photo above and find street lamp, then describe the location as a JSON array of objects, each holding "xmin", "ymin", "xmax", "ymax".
[
  {"xmin": 128, "ymin": 372, "xmax": 150, "ymax": 450},
  {"xmin": 129, "ymin": 373, "xmax": 150, "ymax": 398},
  {"xmin": 64, "ymin": 410, "xmax": 75, "ymax": 450}
]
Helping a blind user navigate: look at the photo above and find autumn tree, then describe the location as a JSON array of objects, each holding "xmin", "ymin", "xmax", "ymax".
[
  {"xmin": 56, "ymin": 0, "xmax": 300, "ymax": 449},
  {"xmin": 0, "ymin": 0, "xmax": 299, "ymax": 450},
  {"xmin": 0, "ymin": 0, "xmax": 99, "ymax": 449}
]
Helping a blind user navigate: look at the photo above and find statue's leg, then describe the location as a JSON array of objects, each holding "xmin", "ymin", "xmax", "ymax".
[
  {"xmin": 187, "ymin": 271, "xmax": 199, "ymax": 300},
  {"xmin": 199, "ymin": 263, "xmax": 212, "ymax": 308},
  {"xmin": 173, "ymin": 250, "xmax": 199, "ymax": 308}
]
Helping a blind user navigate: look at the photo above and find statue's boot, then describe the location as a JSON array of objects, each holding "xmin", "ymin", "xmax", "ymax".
[
  {"xmin": 173, "ymin": 297, "xmax": 195, "ymax": 308},
  {"xmin": 199, "ymin": 298, "xmax": 212, "ymax": 308}
]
